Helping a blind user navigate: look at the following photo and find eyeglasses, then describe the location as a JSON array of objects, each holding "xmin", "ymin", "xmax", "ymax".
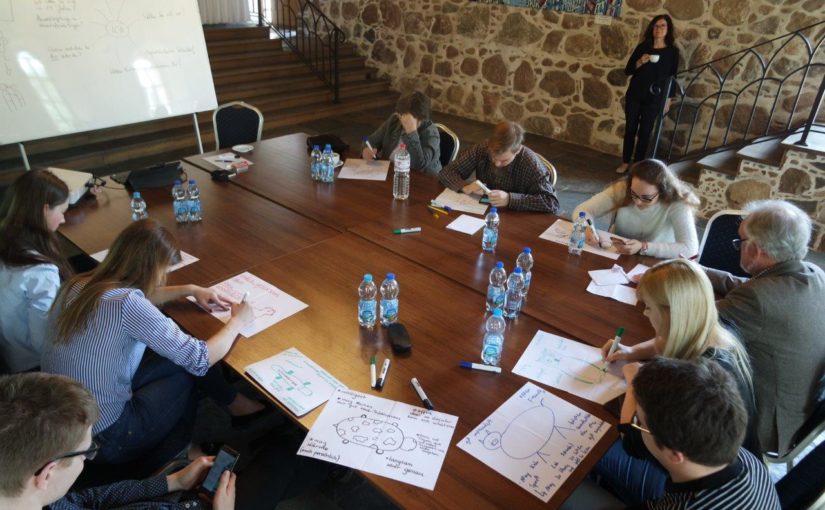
[
  {"xmin": 731, "ymin": 238, "xmax": 749, "ymax": 251},
  {"xmin": 630, "ymin": 189, "xmax": 659, "ymax": 203},
  {"xmin": 34, "ymin": 440, "xmax": 100, "ymax": 475},
  {"xmin": 629, "ymin": 413, "xmax": 652, "ymax": 435}
]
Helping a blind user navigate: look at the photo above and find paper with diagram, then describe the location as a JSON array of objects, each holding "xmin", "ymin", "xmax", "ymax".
[
  {"xmin": 298, "ymin": 388, "xmax": 458, "ymax": 490},
  {"xmin": 512, "ymin": 331, "xmax": 626, "ymax": 405},
  {"xmin": 91, "ymin": 249, "xmax": 198, "ymax": 272},
  {"xmin": 458, "ymin": 382, "xmax": 611, "ymax": 502},
  {"xmin": 189, "ymin": 271, "xmax": 307, "ymax": 337},
  {"xmin": 434, "ymin": 188, "xmax": 488, "ymax": 215},
  {"xmin": 337, "ymin": 158, "xmax": 390, "ymax": 180},
  {"xmin": 245, "ymin": 348, "xmax": 345, "ymax": 417},
  {"xmin": 539, "ymin": 219, "xmax": 626, "ymax": 260}
]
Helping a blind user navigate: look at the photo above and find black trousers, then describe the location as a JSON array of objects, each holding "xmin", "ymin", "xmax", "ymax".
[{"xmin": 623, "ymin": 97, "xmax": 659, "ymax": 164}]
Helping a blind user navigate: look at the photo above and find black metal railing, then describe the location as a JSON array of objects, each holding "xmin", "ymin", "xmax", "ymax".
[
  {"xmin": 249, "ymin": 0, "xmax": 346, "ymax": 103},
  {"xmin": 651, "ymin": 21, "xmax": 825, "ymax": 162}
]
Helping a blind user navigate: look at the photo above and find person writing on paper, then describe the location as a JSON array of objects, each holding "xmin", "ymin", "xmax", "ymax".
[
  {"xmin": 42, "ymin": 220, "xmax": 265, "ymax": 475},
  {"xmin": 705, "ymin": 200, "xmax": 825, "ymax": 455},
  {"xmin": 573, "ymin": 159, "xmax": 698, "ymax": 258},
  {"xmin": 361, "ymin": 91, "xmax": 441, "ymax": 175},
  {"xmin": 613, "ymin": 358, "xmax": 780, "ymax": 509},
  {"xmin": 438, "ymin": 121, "xmax": 559, "ymax": 213},
  {"xmin": 0, "ymin": 169, "xmax": 73, "ymax": 373},
  {"xmin": 593, "ymin": 259, "xmax": 757, "ymax": 505}
]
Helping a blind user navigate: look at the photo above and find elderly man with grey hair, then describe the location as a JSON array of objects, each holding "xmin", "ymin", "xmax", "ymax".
[{"xmin": 705, "ymin": 199, "xmax": 825, "ymax": 456}]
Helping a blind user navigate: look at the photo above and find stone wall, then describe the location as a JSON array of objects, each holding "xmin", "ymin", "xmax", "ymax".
[{"xmin": 319, "ymin": 0, "xmax": 825, "ymax": 158}]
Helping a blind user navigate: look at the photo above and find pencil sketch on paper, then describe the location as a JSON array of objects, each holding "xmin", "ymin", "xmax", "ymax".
[
  {"xmin": 335, "ymin": 415, "xmax": 418, "ymax": 455},
  {"xmin": 481, "ymin": 397, "xmax": 574, "ymax": 462}
]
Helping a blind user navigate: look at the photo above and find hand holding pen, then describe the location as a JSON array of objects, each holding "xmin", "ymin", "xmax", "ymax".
[{"xmin": 600, "ymin": 327, "xmax": 627, "ymax": 371}]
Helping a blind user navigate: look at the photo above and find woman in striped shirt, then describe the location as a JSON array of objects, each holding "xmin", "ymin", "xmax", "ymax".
[{"xmin": 42, "ymin": 219, "xmax": 258, "ymax": 475}]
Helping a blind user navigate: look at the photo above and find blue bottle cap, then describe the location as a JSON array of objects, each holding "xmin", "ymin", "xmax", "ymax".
[
  {"xmin": 313, "ymin": 144, "xmax": 320, "ymax": 150},
  {"xmin": 132, "ymin": 191, "xmax": 140, "ymax": 198},
  {"xmin": 495, "ymin": 261, "xmax": 504, "ymax": 268},
  {"xmin": 579, "ymin": 211, "xmax": 586, "ymax": 218},
  {"xmin": 386, "ymin": 273, "xmax": 395, "ymax": 280},
  {"xmin": 174, "ymin": 179, "xmax": 181, "ymax": 185},
  {"xmin": 490, "ymin": 207, "xmax": 498, "ymax": 213},
  {"xmin": 363, "ymin": 274, "xmax": 373, "ymax": 282},
  {"xmin": 513, "ymin": 267, "xmax": 523, "ymax": 273},
  {"xmin": 361, "ymin": 135, "xmax": 368, "ymax": 141},
  {"xmin": 324, "ymin": 144, "xmax": 332, "ymax": 150},
  {"xmin": 523, "ymin": 247, "xmax": 531, "ymax": 253},
  {"xmin": 188, "ymin": 179, "xmax": 196, "ymax": 185},
  {"xmin": 493, "ymin": 309, "xmax": 503, "ymax": 317}
]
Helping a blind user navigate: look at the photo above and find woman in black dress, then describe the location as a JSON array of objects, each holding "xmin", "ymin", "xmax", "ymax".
[{"xmin": 617, "ymin": 14, "xmax": 679, "ymax": 174}]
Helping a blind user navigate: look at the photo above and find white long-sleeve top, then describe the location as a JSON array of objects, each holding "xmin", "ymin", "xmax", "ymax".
[{"xmin": 573, "ymin": 181, "xmax": 699, "ymax": 259}]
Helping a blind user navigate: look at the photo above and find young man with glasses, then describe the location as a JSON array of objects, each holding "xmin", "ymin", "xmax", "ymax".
[
  {"xmin": 618, "ymin": 357, "xmax": 779, "ymax": 509},
  {"xmin": 704, "ymin": 199, "xmax": 825, "ymax": 455},
  {"xmin": 0, "ymin": 372, "xmax": 235, "ymax": 509}
]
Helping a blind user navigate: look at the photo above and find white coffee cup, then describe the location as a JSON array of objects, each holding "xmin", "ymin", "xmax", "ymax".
[{"xmin": 648, "ymin": 54, "xmax": 660, "ymax": 63}]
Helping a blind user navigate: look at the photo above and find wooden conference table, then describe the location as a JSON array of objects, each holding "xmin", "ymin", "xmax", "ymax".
[{"xmin": 61, "ymin": 137, "xmax": 656, "ymax": 509}]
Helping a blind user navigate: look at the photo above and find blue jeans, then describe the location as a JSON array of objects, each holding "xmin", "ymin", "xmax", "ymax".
[{"xmin": 592, "ymin": 439, "xmax": 668, "ymax": 506}]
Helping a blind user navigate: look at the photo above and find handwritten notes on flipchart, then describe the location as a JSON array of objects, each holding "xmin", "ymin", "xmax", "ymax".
[
  {"xmin": 189, "ymin": 272, "xmax": 307, "ymax": 337},
  {"xmin": 458, "ymin": 382, "xmax": 610, "ymax": 502},
  {"xmin": 298, "ymin": 388, "xmax": 458, "ymax": 490},
  {"xmin": 245, "ymin": 348, "xmax": 345, "ymax": 417},
  {"xmin": 512, "ymin": 331, "xmax": 627, "ymax": 405}
]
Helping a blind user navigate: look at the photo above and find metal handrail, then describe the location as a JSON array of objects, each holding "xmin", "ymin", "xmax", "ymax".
[
  {"xmin": 250, "ymin": 0, "xmax": 346, "ymax": 103},
  {"xmin": 651, "ymin": 20, "xmax": 825, "ymax": 162}
]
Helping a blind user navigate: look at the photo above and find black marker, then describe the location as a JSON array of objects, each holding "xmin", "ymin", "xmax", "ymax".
[
  {"xmin": 375, "ymin": 358, "xmax": 391, "ymax": 390},
  {"xmin": 411, "ymin": 378, "xmax": 434, "ymax": 410}
]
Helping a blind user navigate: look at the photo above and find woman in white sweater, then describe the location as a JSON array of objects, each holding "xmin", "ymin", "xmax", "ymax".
[{"xmin": 573, "ymin": 159, "xmax": 699, "ymax": 259}]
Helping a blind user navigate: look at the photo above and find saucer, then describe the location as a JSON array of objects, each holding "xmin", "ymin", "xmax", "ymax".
[{"xmin": 232, "ymin": 144, "xmax": 254, "ymax": 153}]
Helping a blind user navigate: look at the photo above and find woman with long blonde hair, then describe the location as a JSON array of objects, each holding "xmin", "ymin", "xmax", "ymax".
[
  {"xmin": 42, "ymin": 219, "xmax": 261, "ymax": 475},
  {"xmin": 592, "ymin": 259, "xmax": 757, "ymax": 506}
]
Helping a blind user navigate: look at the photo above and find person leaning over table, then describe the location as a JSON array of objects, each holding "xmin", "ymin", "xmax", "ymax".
[
  {"xmin": 361, "ymin": 91, "xmax": 442, "ymax": 175},
  {"xmin": 438, "ymin": 121, "xmax": 560, "ymax": 213},
  {"xmin": 573, "ymin": 158, "xmax": 698, "ymax": 258},
  {"xmin": 592, "ymin": 259, "xmax": 758, "ymax": 505},
  {"xmin": 705, "ymin": 199, "xmax": 825, "ymax": 456},
  {"xmin": 41, "ymin": 219, "xmax": 267, "ymax": 476}
]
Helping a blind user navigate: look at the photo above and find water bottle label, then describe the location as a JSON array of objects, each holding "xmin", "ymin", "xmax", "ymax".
[
  {"xmin": 381, "ymin": 299, "xmax": 398, "ymax": 323},
  {"xmin": 358, "ymin": 300, "xmax": 377, "ymax": 324},
  {"xmin": 482, "ymin": 228, "xmax": 498, "ymax": 248},
  {"xmin": 487, "ymin": 286, "xmax": 505, "ymax": 307},
  {"xmin": 522, "ymin": 273, "xmax": 532, "ymax": 292}
]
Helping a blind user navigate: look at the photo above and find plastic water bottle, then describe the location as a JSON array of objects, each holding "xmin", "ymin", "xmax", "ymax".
[
  {"xmin": 481, "ymin": 207, "xmax": 500, "ymax": 252},
  {"xmin": 358, "ymin": 274, "xmax": 378, "ymax": 328},
  {"xmin": 310, "ymin": 144, "xmax": 322, "ymax": 181},
  {"xmin": 568, "ymin": 211, "xmax": 587, "ymax": 255},
  {"xmin": 379, "ymin": 273, "xmax": 399, "ymax": 326},
  {"xmin": 481, "ymin": 309, "xmax": 506, "ymax": 366},
  {"xmin": 503, "ymin": 267, "xmax": 524, "ymax": 319},
  {"xmin": 321, "ymin": 144, "xmax": 335, "ymax": 183},
  {"xmin": 187, "ymin": 179, "xmax": 202, "ymax": 222},
  {"xmin": 515, "ymin": 247, "xmax": 534, "ymax": 299},
  {"xmin": 171, "ymin": 180, "xmax": 187, "ymax": 223},
  {"xmin": 392, "ymin": 143, "xmax": 410, "ymax": 200},
  {"xmin": 486, "ymin": 261, "xmax": 507, "ymax": 312},
  {"xmin": 130, "ymin": 192, "xmax": 148, "ymax": 221}
]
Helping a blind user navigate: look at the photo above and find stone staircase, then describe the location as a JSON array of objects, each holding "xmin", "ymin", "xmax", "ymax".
[
  {"xmin": 670, "ymin": 124, "xmax": 825, "ymax": 251},
  {"xmin": 0, "ymin": 25, "xmax": 395, "ymax": 177}
]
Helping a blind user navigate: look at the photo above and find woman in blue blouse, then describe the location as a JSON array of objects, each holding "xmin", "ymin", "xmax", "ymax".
[{"xmin": 43, "ymin": 220, "xmax": 259, "ymax": 474}]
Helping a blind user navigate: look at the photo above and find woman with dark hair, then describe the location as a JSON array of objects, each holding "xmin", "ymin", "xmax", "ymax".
[
  {"xmin": 42, "ymin": 219, "xmax": 261, "ymax": 474},
  {"xmin": 0, "ymin": 169, "xmax": 72, "ymax": 372},
  {"xmin": 362, "ymin": 91, "xmax": 442, "ymax": 175},
  {"xmin": 616, "ymin": 14, "xmax": 679, "ymax": 174},
  {"xmin": 573, "ymin": 159, "xmax": 699, "ymax": 258}
]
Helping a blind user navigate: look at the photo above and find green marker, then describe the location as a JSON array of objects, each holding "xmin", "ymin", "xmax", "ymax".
[
  {"xmin": 601, "ymin": 326, "xmax": 625, "ymax": 372},
  {"xmin": 393, "ymin": 227, "xmax": 421, "ymax": 235}
]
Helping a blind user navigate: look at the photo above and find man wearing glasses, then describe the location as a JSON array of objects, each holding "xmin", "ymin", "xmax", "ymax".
[
  {"xmin": 705, "ymin": 199, "xmax": 825, "ymax": 456},
  {"xmin": 618, "ymin": 357, "xmax": 779, "ymax": 509},
  {"xmin": 0, "ymin": 372, "xmax": 235, "ymax": 509}
]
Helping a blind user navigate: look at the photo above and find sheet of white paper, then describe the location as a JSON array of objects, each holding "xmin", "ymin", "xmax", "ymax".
[
  {"xmin": 539, "ymin": 219, "xmax": 627, "ymax": 260},
  {"xmin": 298, "ymin": 388, "xmax": 458, "ymax": 490},
  {"xmin": 446, "ymin": 214, "xmax": 486, "ymax": 235},
  {"xmin": 626, "ymin": 264, "xmax": 650, "ymax": 280},
  {"xmin": 458, "ymin": 382, "xmax": 611, "ymax": 502},
  {"xmin": 90, "ymin": 249, "xmax": 198, "ymax": 273},
  {"xmin": 189, "ymin": 272, "xmax": 308, "ymax": 337},
  {"xmin": 585, "ymin": 281, "xmax": 638, "ymax": 306},
  {"xmin": 337, "ymin": 158, "xmax": 390, "ymax": 181},
  {"xmin": 512, "ymin": 331, "xmax": 627, "ymax": 405},
  {"xmin": 434, "ymin": 188, "xmax": 488, "ymax": 215},
  {"xmin": 203, "ymin": 153, "xmax": 254, "ymax": 170},
  {"xmin": 588, "ymin": 265, "xmax": 630, "ymax": 286},
  {"xmin": 245, "ymin": 348, "xmax": 345, "ymax": 417}
]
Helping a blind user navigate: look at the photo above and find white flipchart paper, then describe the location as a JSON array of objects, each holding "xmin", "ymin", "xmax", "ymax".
[
  {"xmin": 539, "ymin": 219, "xmax": 626, "ymax": 260},
  {"xmin": 434, "ymin": 188, "xmax": 488, "ymax": 215},
  {"xmin": 90, "ymin": 249, "xmax": 198, "ymax": 273},
  {"xmin": 337, "ymin": 158, "xmax": 390, "ymax": 181}
]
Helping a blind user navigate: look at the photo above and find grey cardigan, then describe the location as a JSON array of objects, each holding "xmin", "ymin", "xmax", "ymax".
[
  {"xmin": 365, "ymin": 115, "xmax": 441, "ymax": 175},
  {"xmin": 706, "ymin": 260, "xmax": 825, "ymax": 454}
]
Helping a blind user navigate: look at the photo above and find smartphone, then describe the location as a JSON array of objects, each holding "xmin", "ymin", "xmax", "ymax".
[
  {"xmin": 198, "ymin": 446, "xmax": 239, "ymax": 498},
  {"xmin": 479, "ymin": 195, "xmax": 491, "ymax": 204}
]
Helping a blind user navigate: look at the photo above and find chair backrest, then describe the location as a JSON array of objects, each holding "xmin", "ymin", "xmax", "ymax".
[
  {"xmin": 434, "ymin": 122, "xmax": 459, "ymax": 167},
  {"xmin": 535, "ymin": 153, "xmax": 558, "ymax": 187},
  {"xmin": 698, "ymin": 209, "xmax": 748, "ymax": 277},
  {"xmin": 212, "ymin": 101, "xmax": 264, "ymax": 151}
]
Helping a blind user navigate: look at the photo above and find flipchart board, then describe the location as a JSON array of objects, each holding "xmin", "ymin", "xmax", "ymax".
[{"xmin": 0, "ymin": 0, "xmax": 217, "ymax": 144}]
